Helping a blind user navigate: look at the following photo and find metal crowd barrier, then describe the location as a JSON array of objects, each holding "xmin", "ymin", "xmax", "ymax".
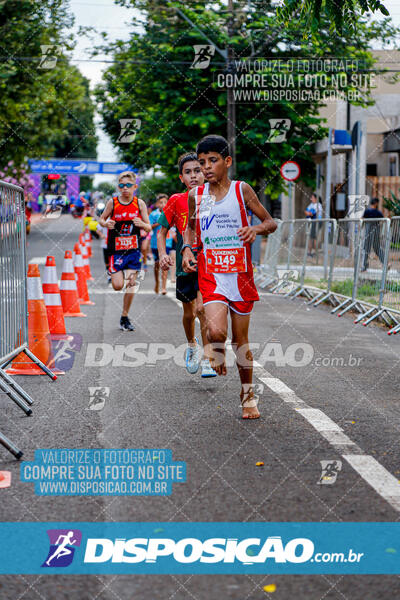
[
  {"xmin": 285, "ymin": 218, "xmax": 338, "ymax": 303},
  {"xmin": 268, "ymin": 220, "xmax": 305, "ymax": 294},
  {"xmin": 254, "ymin": 220, "xmax": 282, "ymax": 288},
  {"xmin": 268, "ymin": 220, "xmax": 294, "ymax": 292},
  {"xmin": 354, "ymin": 218, "xmax": 392, "ymax": 326},
  {"xmin": 384, "ymin": 217, "xmax": 400, "ymax": 333},
  {"xmin": 282, "ymin": 219, "xmax": 311, "ymax": 299},
  {"xmin": 0, "ymin": 181, "xmax": 53, "ymax": 459},
  {"xmin": 259, "ymin": 215, "xmax": 400, "ymax": 332},
  {"xmin": 306, "ymin": 219, "xmax": 338, "ymax": 306},
  {"xmin": 265, "ymin": 218, "xmax": 337, "ymax": 300},
  {"xmin": 325, "ymin": 218, "xmax": 362, "ymax": 316}
]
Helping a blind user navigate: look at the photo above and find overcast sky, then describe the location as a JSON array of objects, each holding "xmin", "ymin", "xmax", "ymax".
[{"xmin": 68, "ymin": 0, "xmax": 400, "ymax": 181}]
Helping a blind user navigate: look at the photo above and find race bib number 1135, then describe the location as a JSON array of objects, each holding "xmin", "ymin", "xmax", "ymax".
[{"xmin": 115, "ymin": 235, "xmax": 138, "ymax": 251}]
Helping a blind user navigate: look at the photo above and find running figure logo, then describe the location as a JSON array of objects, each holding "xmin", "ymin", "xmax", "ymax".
[
  {"xmin": 118, "ymin": 119, "xmax": 141, "ymax": 143},
  {"xmin": 317, "ymin": 460, "xmax": 342, "ymax": 485},
  {"xmin": 38, "ymin": 45, "xmax": 61, "ymax": 69},
  {"xmin": 199, "ymin": 194, "xmax": 216, "ymax": 217},
  {"xmin": 87, "ymin": 386, "xmax": 110, "ymax": 411},
  {"xmin": 242, "ymin": 383, "xmax": 264, "ymax": 396},
  {"xmin": 277, "ymin": 269, "xmax": 298, "ymax": 293},
  {"xmin": 48, "ymin": 334, "xmax": 82, "ymax": 371},
  {"xmin": 347, "ymin": 195, "xmax": 369, "ymax": 218},
  {"xmin": 191, "ymin": 45, "xmax": 215, "ymax": 69},
  {"xmin": 267, "ymin": 119, "xmax": 291, "ymax": 143},
  {"xmin": 42, "ymin": 529, "xmax": 82, "ymax": 567},
  {"xmin": 43, "ymin": 195, "xmax": 67, "ymax": 219},
  {"xmin": 133, "ymin": 268, "xmax": 146, "ymax": 293}
]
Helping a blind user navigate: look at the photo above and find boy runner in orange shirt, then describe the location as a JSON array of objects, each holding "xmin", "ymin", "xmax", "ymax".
[{"xmin": 158, "ymin": 152, "xmax": 216, "ymax": 377}]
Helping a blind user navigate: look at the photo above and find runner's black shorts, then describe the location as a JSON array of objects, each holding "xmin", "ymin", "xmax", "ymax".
[
  {"xmin": 103, "ymin": 248, "xmax": 110, "ymax": 268},
  {"xmin": 176, "ymin": 273, "xmax": 199, "ymax": 303}
]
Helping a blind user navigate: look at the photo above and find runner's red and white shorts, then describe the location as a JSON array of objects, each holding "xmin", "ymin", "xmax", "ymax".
[{"xmin": 202, "ymin": 292, "xmax": 254, "ymax": 315}]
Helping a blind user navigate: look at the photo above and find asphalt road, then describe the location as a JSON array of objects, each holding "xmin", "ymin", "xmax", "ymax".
[{"xmin": 0, "ymin": 214, "xmax": 399, "ymax": 599}]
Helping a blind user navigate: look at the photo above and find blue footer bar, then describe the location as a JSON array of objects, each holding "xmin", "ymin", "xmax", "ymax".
[{"xmin": 0, "ymin": 522, "xmax": 398, "ymax": 574}]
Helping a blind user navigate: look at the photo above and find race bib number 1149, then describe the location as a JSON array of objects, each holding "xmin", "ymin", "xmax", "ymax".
[{"xmin": 205, "ymin": 248, "xmax": 246, "ymax": 273}]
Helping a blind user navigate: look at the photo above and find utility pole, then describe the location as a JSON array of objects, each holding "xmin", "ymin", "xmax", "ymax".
[
  {"xmin": 171, "ymin": 2, "xmax": 236, "ymax": 177},
  {"xmin": 227, "ymin": 0, "xmax": 236, "ymax": 178}
]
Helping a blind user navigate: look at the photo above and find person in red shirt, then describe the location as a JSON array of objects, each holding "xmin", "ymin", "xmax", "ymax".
[{"xmin": 157, "ymin": 153, "xmax": 216, "ymax": 378}]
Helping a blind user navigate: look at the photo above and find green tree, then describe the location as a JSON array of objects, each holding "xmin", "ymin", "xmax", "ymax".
[
  {"xmin": 383, "ymin": 190, "xmax": 400, "ymax": 216},
  {"xmin": 96, "ymin": 181, "xmax": 117, "ymax": 197},
  {"xmin": 53, "ymin": 68, "xmax": 97, "ymax": 160},
  {"xmin": 96, "ymin": 0, "xmax": 397, "ymax": 199},
  {"xmin": 0, "ymin": 0, "xmax": 97, "ymax": 169},
  {"xmin": 139, "ymin": 173, "xmax": 181, "ymax": 204},
  {"xmin": 278, "ymin": 0, "xmax": 389, "ymax": 33}
]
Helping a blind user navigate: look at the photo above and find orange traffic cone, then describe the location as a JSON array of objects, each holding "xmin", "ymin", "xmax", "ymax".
[
  {"xmin": 42, "ymin": 256, "xmax": 72, "ymax": 340},
  {"xmin": 6, "ymin": 264, "xmax": 64, "ymax": 375},
  {"xmin": 79, "ymin": 234, "xmax": 94, "ymax": 281},
  {"xmin": 85, "ymin": 227, "xmax": 92, "ymax": 257},
  {"xmin": 0, "ymin": 472, "xmax": 11, "ymax": 488},
  {"xmin": 60, "ymin": 250, "xmax": 86, "ymax": 317},
  {"xmin": 74, "ymin": 243, "xmax": 95, "ymax": 306}
]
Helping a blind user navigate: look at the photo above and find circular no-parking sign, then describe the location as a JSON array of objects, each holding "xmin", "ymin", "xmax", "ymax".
[{"xmin": 280, "ymin": 161, "xmax": 301, "ymax": 181}]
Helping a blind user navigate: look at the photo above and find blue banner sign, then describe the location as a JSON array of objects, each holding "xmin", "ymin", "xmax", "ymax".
[{"xmin": 28, "ymin": 159, "xmax": 135, "ymax": 175}]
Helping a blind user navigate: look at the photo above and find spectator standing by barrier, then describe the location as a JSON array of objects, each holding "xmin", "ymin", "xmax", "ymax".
[
  {"xmin": 361, "ymin": 198, "xmax": 385, "ymax": 272},
  {"xmin": 305, "ymin": 193, "xmax": 323, "ymax": 256}
]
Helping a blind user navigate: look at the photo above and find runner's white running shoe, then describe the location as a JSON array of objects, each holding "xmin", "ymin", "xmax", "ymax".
[
  {"xmin": 185, "ymin": 337, "xmax": 201, "ymax": 374},
  {"xmin": 201, "ymin": 359, "xmax": 217, "ymax": 378}
]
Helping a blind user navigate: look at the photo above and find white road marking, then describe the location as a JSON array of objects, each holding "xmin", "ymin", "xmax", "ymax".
[
  {"xmin": 255, "ymin": 365, "xmax": 400, "ymax": 512},
  {"xmin": 258, "ymin": 376, "xmax": 293, "ymax": 396},
  {"xmin": 163, "ymin": 291, "xmax": 400, "ymax": 512},
  {"xmin": 297, "ymin": 408, "xmax": 345, "ymax": 433},
  {"xmin": 343, "ymin": 455, "xmax": 400, "ymax": 511}
]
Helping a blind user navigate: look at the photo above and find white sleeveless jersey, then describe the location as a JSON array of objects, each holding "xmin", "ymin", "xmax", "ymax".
[{"xmin": 196, "ymin": 181, "xmax": 259, "ymax": 302}]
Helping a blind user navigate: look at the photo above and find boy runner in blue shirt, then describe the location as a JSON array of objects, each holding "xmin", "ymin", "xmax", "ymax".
[{"xmin": 150, "ymin": 194, "xmax": 170, "ymax": 294}]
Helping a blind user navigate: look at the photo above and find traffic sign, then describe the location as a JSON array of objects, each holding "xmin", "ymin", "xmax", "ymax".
[{"xmin": 280, "ymin": 161, "xmax": 300, "ymax": 181}]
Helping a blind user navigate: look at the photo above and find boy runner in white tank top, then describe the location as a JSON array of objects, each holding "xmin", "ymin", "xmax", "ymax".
[{"xmin": 182, "ymin": 135, "xmax": 277, "ymax": 419}]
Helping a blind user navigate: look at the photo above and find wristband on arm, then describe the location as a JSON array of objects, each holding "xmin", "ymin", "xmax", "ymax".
[{"xmin": 180, "ymin": 244, "xmax": 192, "ymax": 255}]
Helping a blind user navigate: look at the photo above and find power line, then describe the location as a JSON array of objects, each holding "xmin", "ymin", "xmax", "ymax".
[{"xmin": 1, "ymin": 56, "xmax": 400, "ymax": 71}]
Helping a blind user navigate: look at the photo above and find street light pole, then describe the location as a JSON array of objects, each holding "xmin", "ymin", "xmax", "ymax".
[
  {"xmin": 323, "ymin": 128, "xmax": 332, "ymax": 277},
  {"xmin": 171, "ymin": 2, "xmax": 236, "ymax": 177},
  {"xmin": 227, "ymin": 0, "xmax": 236, "ymax": 178}
]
